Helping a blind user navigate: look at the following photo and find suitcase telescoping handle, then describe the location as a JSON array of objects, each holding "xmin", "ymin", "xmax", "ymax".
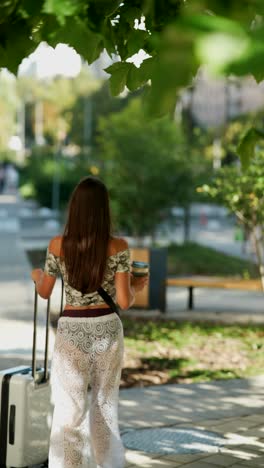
[
  {"xmin": 32, "ymin": 288, "xmax": 50, "ymax": 383},
  {"xmin": 32, "ymin": 278, "xmax": 64, "ymax": 383}
]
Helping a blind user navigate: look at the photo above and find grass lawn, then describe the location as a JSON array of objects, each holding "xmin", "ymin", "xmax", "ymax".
[
  {"xmin": 167, "ymin": 242, "xmax": 259, "ymax": 278},
  {"xmin": 121, "ymin": 317, "xmax": 264, "ymax": 388}
]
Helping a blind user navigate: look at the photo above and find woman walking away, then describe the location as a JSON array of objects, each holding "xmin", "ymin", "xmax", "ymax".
[{"xmin": 31, "ymin": 177, "xmax": 148, "ymax": 468}]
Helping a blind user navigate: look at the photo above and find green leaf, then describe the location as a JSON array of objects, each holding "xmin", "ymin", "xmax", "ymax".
[
  {"xmin": 105, "ymin": 62, "xmax": 132, "ymax": 96},
  {"xmin": 39, "ymin": 14, "xmax": 61, "ymax": 42},
  {"xmin": 179, "ymin": 13, "xmax": 246, "ymax": 36},
  {"xmin": 196, "ymin": 32, "xmax": 249, "ymax": 76},
  {"xmin": 156, "ymin": 25, "xmax": 199, "ymax": 89},
  {"xmin": 89, "ymin": 0, "xmax": 120, "ymax": 18},
  {"xmin": 237, "ymin": 128, "xmax": 264, "ymax": 169},
  {"xmin": 49, "ymin": 18, "xmax": 103, "ymax": 64},
  {"xmin": 0, "ymin": 0, "xmax": 19, "ymax": 22},
  {"xmin": 143, "ymin": 84, "xmax": 178, "ymax": 118},
  {"xmin": 141, "ymin": 24, "xmax": 200, "ymax": 118},
  {"xmin": 0, "ymin": 22, "xmax": 34, "ymax": 74},
  {"xmin": 138, "ymin": 57, "xmax": 155, "ymax": 80},
  {"xmin": 114, "ymin": 20, "xmax": 131, "ymax": 60},
  {"xmin": 126, "ymin": 64, "xmax": 142, "ymax": 92},
  {"xmin": 127, "ymin": 29, "xmax": 148, "ymax": 57},
  {"xmin": 122, "ymin": 6, "xmax": 142, "ymax": 27},
  {"xmin": 19, "ymin": 0, "xmax": 44, "ymax": 17},
  {"xmin": 126, "ymin": 57, "xmax": 155, "ymax": 91},
  {"xmin": 43, "ymin": 0, "xmax": 85, "ymax": 26},
  {"xmin": 103, "ymin": 19, "xmax": 116, "ymax": 56},
  {"xmin": 227, "ymin": 41, "xmax": 264, "ymax": 83}
]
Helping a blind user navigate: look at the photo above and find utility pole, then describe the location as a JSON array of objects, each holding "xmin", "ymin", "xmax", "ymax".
[
  {"xmin": 17, "ymin": 100, "xmax": 25, "ymax": 162},
  {"xmin": 52, "ymin": 141, "xmax": 62, "ymax": 213},
  {"xmin": 35, "ymin": 100, "xmax": 45, "ymax": 146},
  {"xmin": 83, "ymin": 97, "xmax": 92, "ymax": 149}
]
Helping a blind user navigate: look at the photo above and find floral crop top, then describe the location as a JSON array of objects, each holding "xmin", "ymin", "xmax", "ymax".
[{"xmin": 44, "ymin": 248, "xmax": 131, "ymax": 307}]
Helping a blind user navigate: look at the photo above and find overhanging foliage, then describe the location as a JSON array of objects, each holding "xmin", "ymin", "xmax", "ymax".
[{"xmin": 1, "ymin": 0, "xmax": 264, "ymax": 119}]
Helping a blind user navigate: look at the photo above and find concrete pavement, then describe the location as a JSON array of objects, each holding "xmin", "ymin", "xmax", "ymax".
[
  {"xmin": 121, "ymin": 375, "xmax": 264, "ymax": 467},
  {"xmin": 0, "ymin": 194, "xmax": 33, "ymax": 316}
]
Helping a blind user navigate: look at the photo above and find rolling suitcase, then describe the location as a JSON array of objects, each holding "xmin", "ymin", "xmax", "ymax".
[{"xmin": 0, "ymin": 287, "xmax": 54, "ymax": 468}]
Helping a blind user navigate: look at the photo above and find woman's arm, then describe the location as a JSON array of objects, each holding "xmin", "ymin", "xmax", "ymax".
[
  {"xmin": 31, "ymin": 268, "xmax": 56, "ymax": 299},
  {"xmin": 114, "ymin": 237, "xmax": 148, "ymax": 309},
  {"xmin": 115, "ymin": 272, "xmax": 135, "ymax": 310},
  {"xmin": 115, "ymin": 272, "xmax": 148, "ymax": 310},
  {"xmin": 31, "ymin": 237, "xmax": 60, "ymax": 299}
]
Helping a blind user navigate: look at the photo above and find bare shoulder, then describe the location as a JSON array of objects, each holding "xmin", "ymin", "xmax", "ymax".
[
  {"xmin": 109, "ymin": 236, "xmax": 129, "ymax": 255},
  {"xmin": 48, "ymin": 235, "xmax": 62, "ymax": 256}
]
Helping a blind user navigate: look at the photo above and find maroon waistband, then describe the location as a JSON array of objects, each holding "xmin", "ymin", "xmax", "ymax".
[{"xmin": 60, "ymin": 308, "xmax": 114, "ymax": 318}]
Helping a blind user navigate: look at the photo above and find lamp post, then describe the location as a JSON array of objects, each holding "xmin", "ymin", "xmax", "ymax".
[
  {"xmin": 16, "ymin": 100, "xmax": 25, "ymax": 162},
  {"xmin": 52, "ymin": 144, "xmax": 60, "ymax": 213},
  {"xmin": 52, "ymin": 130, "xmax": 65, "ymax": 213},
  {"xmin": 83, "ymin": 97, "xmax": 92, "ymax": 149},
  {"xmin": 35, "ymin": 100, "xmax": 45, "ymax": 146}
]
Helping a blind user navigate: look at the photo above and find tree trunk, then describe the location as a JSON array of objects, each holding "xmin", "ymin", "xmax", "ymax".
[
  {"xmin": 183, "ymin": 205, "xmax": 191, "ymax": 243},
  {"xmin": 252, "ymin": 226, "xmax": 264, "ymax": 291},
  {"xmin": 151, "ymin": 230, "xmax": 156, "ymax": 245},
  {"xmin": 133, "ymin": 228, "xmax": 143, "ymax": 247}
]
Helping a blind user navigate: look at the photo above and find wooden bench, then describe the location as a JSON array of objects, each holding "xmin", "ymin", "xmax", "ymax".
[{"xmin": 166, "ymin": 276, "xmax": 263, "ymax": 310}]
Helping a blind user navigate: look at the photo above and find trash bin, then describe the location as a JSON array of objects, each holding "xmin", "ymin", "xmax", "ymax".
[{"xmin": 130, "ymin": 247, "xmax": 167, "ymax": 312}]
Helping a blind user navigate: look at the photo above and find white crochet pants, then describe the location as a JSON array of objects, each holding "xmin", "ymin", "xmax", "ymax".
[{"xmin": 48, "ymin": 313, "xmax": 125, "ymax": 468}]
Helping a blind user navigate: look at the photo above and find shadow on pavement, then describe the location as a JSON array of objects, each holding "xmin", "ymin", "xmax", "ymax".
[{"xmin": 119, "ymin": 377, "xmax": 264, "ymax": 429}]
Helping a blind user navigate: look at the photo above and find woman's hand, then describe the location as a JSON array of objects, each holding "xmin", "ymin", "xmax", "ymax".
[
  {"xmin": 130, "ymin": 274, "xmax": 149, "ymax": 293},
  {"xmin": 31, "ymin": 268, "xmax": 43, "ymax": 283}
]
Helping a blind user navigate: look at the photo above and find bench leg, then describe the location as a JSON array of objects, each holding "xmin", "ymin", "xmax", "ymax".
[{"xmin": 188, "ymin": 286, "xmax": 194, "ymax": 310}]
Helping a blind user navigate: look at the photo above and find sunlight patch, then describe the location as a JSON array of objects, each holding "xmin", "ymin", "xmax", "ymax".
[{"xmin": 122, "ymin": 426, "xmax": 226, "ymax": 454}]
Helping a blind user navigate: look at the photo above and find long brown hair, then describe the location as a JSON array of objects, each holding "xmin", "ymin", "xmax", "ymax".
[{"xmin": 62, "ymin": 177, "xmax": 111, "ymax": 293}]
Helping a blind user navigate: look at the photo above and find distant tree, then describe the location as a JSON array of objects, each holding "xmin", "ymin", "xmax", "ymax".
[
  {"xmin": 20, "ymin": 146, "xmax": 97, "ymax": 208},
  {"xmin": 69, "ymin": 81, "xmax": 143, "ymax": 149},
  {"xmin": 97, "ymin": 98, "xmax": 209, "ymax": 240},
  {"xmin": 200, "ymin": 151, "xmax": 264, "ymax": 288},
  {"xmin": 0, "ymin": 72, "xmax": 17, "ymax": 152},
  {"xmin": 175, "ymin": 122, "xmax": 214, "ymax": 240},
  {"xmin": 16, "ymin": 68, "xmax": 100, "ymax": 146}
]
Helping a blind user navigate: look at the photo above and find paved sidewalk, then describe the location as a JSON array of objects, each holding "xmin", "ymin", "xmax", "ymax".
[
  {"xmin": 0, "ymin": 194, "xmax": 33, "ymax": 316},
  {"xmin": 120, "ymin": 376, "xmax": 264, "ymax": 467}
]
